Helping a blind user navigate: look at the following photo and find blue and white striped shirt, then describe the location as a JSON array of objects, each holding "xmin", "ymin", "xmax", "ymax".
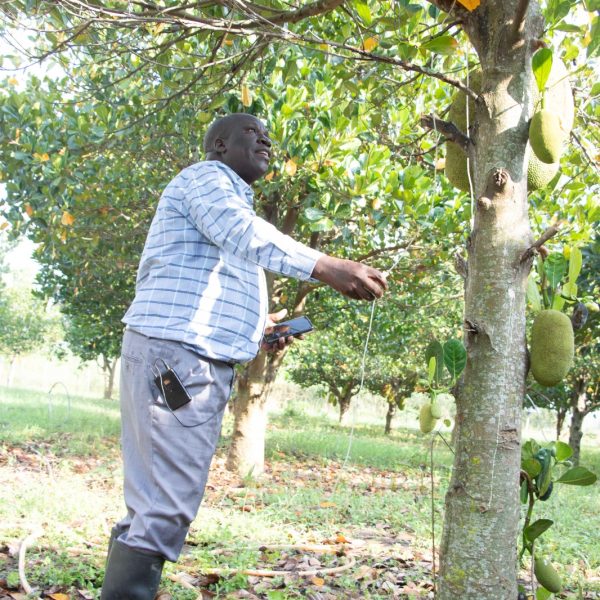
[{"xmin": 123, "ymin": 161, "xmax": 323, "ymax": 363}]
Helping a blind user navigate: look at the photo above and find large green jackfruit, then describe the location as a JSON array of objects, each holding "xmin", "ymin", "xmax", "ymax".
[
  {"xmin": 534, "ymin": 556, "xmax": 562, "ymax": 593},
  {"xmin": 527, "ymin": 149, "xmax": 560, "ymax": 191},
  {"xmin": 534, "ymin": 58, "xmax": 574, "ymax": 133},
  {"xmin": 443, "ymin": 61, "xmax": 572, "ymax": 193},
  {"xmin": 529, "ymin": 109, "xmax": 568, "ymax": 164},
  {"xmin": 419, "ymin": 403, "xmax": 437, "ymax": 434},
  {"xmin": 530, "ymin": 310, "xmax": 574, "ymax": 387}
]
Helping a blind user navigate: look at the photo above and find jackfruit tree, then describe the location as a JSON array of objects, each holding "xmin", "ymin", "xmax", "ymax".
[{"xmin": 0, "ymin": 1, "xmax": 598, "ymax": 598}]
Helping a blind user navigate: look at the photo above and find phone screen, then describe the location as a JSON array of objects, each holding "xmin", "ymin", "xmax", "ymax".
[{"xmin": 264, "ymin": 316, "xmax": 313, "ymax": 344}]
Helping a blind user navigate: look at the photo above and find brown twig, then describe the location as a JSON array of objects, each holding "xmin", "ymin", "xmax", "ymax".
[
  {"xmin": 519, "ymin": 226, "xmax": 559, "ymax": 263},
  {"xmin": 420, "ymin": 115, "xmax": 471, "ymax": 151},
  {"xmin": 511, "ymin": 0, "xmax": 531, "ymax": 42}
]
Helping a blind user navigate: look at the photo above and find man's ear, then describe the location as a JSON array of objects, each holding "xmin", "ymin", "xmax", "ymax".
[{"xmin": 214, "ymin": 137, "xmax": 227, "ymax": 154}]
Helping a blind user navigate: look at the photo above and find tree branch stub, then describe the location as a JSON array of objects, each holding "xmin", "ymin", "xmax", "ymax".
[{"xmin": 420, "ymin": 115, "xmax": 472, "ymax": 152}]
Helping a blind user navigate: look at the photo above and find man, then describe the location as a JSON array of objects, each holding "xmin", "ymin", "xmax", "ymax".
[{"xmin": 101, "ymin": 113, "xmax": 387, "ymax": 599}]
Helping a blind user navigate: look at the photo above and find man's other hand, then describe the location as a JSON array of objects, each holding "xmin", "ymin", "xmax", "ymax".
[
  {"xmin": 261, "ymin": 308, "xmax": 296, "ymax": 352},
  {"xmin": 311, "ymin": 255, "xmax": 388, "ymax": 301}
]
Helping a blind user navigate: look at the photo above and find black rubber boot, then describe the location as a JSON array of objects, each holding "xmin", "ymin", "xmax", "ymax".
[{"xmin": 100, "ymin": 540, "xmax": 165, "ymax": 600}]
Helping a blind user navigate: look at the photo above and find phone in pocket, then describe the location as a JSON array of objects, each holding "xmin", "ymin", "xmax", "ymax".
[{"xmin": 154, "ymin": 367, "xmax": 192, "ymax": 411}]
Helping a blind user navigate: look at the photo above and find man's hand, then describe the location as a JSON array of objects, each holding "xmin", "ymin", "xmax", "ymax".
[
  {"xmin": 311, "ymin": 255, "xmax": 388, "ymax": 301},
  {"xmin": 261, "ymin": 308, "xmax": 296, "ymax": 352}
]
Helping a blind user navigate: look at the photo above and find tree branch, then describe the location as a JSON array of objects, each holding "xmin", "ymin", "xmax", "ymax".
[
  {"xmin": 421, "ymin": 115, "xmax": 471, "ymax": 151},
  {"xmin": 519, "ymin": 226, "xmax": 560, "ymax": 264},
  {"xmin": 511, "ymin": 0, "xmax": 530, "ymax": 42}
]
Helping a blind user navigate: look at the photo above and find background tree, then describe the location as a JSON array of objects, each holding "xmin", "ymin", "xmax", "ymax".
[{"xmin": 0, "ymin": 284, "xmax": 61, "ymax": 386}]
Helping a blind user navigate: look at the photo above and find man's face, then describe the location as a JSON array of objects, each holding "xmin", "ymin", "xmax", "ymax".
[{"xmin": 216, "ymin": 116, "xmax": 272, "ymax": 184}]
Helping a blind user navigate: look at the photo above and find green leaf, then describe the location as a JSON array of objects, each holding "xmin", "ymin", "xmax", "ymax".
[
  {"xmin": 522, "ymin": 457, "xmax": 542, "ymax": 478},
  {"xmin": 561, "ymin": 281, "xmax": 577, "ymax": 299},
  {"xmin": 554, "ymin": 441, "xmax": 573, "ymax": 462},
  {"xmin": 543, "ymin": 253, "xmax": 567, "ymax": 289},
  {"xmin": 421, "ymin": 35, "xmax": 459, "ymax": 56},
  {"xmin": 524, "ymin": 518, "xmax": 553, "ymax": 542},
  {"xmin": 527, "ymin": 275, "xmax": 542, "ymax": 312},
  {"xmin": 353, "ymin": 0, "xmax": 372, "ymax": 25},
  {"xmin": 588, "ymin": 17, "xmax": 600, "ymax": 58},
  {"xmin": 425, "ymin": 340, "xmax": 444, "ymax": 384},
  {"xmin": 304, "ymin": 207, "xmax": 324, "ymax": 221},
  {"xmin": 520, "ymin": 479, "xmax": 529, "ymax": 503},
  {"xmin": 568, "ymin": 246, "xmax": 582, "ymax": 283},
  {"xmin": 551, "ymin": 294, "xmax": 566, "ymax": 311},
  {"xmin": 536, "ymin": 587, "xmax": 552, "ymax": 600},
  {"xmin": 556, "ymin": 466, "xmax": 598, "ymax": 486},
  {"xmin": 532, "ymin": 48, "xmax": 553, "ymax": 93},
  {"xmin": 522, "ymin": 439, "xmax": 540, "ymax": 461},
  {"xmin": 427, "ymin": 356, "xmax": 436, "ymax": 385},
  {"xmin": 443, "ymin": 339, "xmax": 467, "ymax": 379}
]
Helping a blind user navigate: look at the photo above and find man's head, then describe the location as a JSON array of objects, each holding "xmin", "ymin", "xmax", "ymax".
[{"xmin": 203, "ymin": 113, "xmax": 272, "ymax": 184}]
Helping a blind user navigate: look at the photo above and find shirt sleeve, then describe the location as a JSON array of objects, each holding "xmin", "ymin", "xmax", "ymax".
[{"xmin": 184, "ymin": 164, "xmax": 323, "ymax": 281}]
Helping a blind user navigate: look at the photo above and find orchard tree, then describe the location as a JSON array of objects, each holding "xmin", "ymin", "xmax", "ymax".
[
  {"xmin": 0, "ymin": 284, "xmax": 60, "ymax": 385},
  {"xmin": 0, "ymin": 1, "xmax": 599, "ymax": 598}
]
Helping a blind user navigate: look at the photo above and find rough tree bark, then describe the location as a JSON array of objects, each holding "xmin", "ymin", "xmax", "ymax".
[
  {"xmin": 102, "ymin": 355, "xmax": 118, "ymax": 400},
  {"xmin": 567, "ymin": 378, "xmax": 587, "ymax": 466},
  {"xmin": 337, "ymin": 384, "xmax": 355, "ymax": 425},
  {"xmin": 385, "ymin": 402, "xmax": 396, "ymax": 435},
  {"xmin": 226, "ymin": 270, "xmax": 313, "ymax": 476},
  {"xmin": 437, "ymin": 3, "xmax": 543, "ymax": 598},
  {"xmin": 555, "ymin": 404, "xmax": 568, "ymax": 441}
]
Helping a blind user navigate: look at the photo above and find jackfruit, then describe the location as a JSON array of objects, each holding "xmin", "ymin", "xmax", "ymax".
[
  {"xmin": 419, "ymin": 403, "xmax": 437, "ymax": 433},
  {"xmin": 534, "ymin": 58, "xmax": 574, "ymax": 134},
  {"xmin": 527, "ymin": 149, "xmax": 560, "ymax": 191},
  {"xmin": 445, "ymin": 142, "xmax": 472, "ymax": 192},
  {"xmin": 534, "ymin": 556, "xmax": 562, "ymax": 593},
  {"xmin": 529, "ymin": 109, "xmax": 567, "ymax": 164},
  {"xmin": 430, "ymin": 400, "xmax": 442, "ymax": 419},
  {"xmin": 530, "ymin": 310, "xmax": 574, "ymax": 387}
]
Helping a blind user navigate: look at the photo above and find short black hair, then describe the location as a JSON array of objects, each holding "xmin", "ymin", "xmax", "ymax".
[{"xmin": 203, "ymin": 113, "xmax": 261, "ymax": 155}]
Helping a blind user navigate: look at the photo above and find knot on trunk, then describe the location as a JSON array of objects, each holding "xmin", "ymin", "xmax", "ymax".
[{"xmin": 493, "ymin": 168, "xmax": 509, "ymax": 189}]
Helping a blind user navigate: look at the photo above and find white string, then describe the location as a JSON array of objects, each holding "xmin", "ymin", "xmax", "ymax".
[
  {"xmin": 341, "ymin": 298, "xmax": 377, "ymax": 468},
  {"xmin": 339, "ymin": 253, "xmax": 403, "ymax": 469}
]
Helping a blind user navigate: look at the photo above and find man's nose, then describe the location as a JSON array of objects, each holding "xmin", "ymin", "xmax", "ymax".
[{"xmin": 259, "ymin": 133, "xmax": 272, "ymax": 147}]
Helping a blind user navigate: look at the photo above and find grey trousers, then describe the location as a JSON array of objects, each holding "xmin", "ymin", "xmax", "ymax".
[{"xmin": 114, "ymin": 329, "xmax": 235, "ymax": 562}]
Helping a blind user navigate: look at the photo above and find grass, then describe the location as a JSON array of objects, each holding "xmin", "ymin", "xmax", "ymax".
[{"xmin": 0, "ymin": 385, "xmax": 599, "ymax": 599}]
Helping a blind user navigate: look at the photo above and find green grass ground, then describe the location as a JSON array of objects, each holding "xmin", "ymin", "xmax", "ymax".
[{"xmin": 0, "ymin": 386, "xmax": 598, "ymax": 599}]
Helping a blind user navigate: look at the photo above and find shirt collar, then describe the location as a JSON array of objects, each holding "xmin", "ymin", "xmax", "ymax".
[{"xmin": 211, "ymin": 160, "xmax": 253, "ymax": 194}]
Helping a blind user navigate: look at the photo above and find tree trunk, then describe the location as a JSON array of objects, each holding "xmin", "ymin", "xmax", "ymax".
[
  {"xmin": 439, "ymin": 4, "xmax": 542, "ymax": 598},
  {"xmin": 568, "ymin": 378, "xmax": 586, "ymax": 466},
  {"xmin": 102, "ymin": 356, "xmax": 118, "ymax": 400},
  {"xmin": 6, "ymin": 354, "xmax": 17, "ymax": 387},
  {"xmin": 226, "ymin": 349, "xmax": 286, "ymax": 477},
  {"xmin": 338, "ymin": 392, "xmax": 352, "ymax": 425},
  {"xmin": 556, "ymin": 405, "xmax": 568, "ymax": 441},
  {"xmin": 385, "ymin": 402, "xmax": 396, "ymax": 435}
]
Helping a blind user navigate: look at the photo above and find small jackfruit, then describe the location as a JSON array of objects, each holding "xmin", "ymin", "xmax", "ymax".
[
  {"xmin": 527, "ymin": 149, "xmax": 560, "ymax": 191},
  {"xmin": 419, "ymin": 403, "xmax": 437, "ymax": 434},
  {"xmin": 430, "ymin": 401, "xmax": 442, "ymax": 419},
  {"xmin": 530, "ymin": 310, "xmax": 574, "ymax": 387},
  {"xmin": 534, "ymin": 556, "xmax": 562, "ymax": 593},
  {"xmin": 529, "ymin": 109, "xmax": 567, "ymax": 164}
]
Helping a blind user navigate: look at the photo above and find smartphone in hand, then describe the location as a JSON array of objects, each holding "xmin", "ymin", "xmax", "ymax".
[{"xmin": 262, "ymin": 316, "xmax": 314, "ymax": 345}]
